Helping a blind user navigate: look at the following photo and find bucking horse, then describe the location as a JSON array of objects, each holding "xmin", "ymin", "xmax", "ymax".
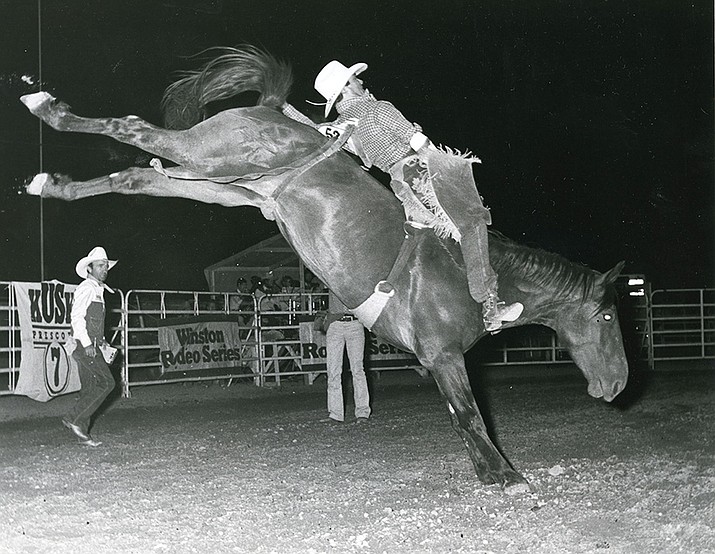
[{"xmin": 20, "ymin": 46, "xmax": 628, "ymax": 491}]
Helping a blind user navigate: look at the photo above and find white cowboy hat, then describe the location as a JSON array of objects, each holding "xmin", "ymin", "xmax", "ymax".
[
  {"xmin": 314, "ymin": 60, "xmax": 368, "ymax": 117},
  {"xmin": 75, "ymin": 246, "xmax": 117, "ymax": 279}
]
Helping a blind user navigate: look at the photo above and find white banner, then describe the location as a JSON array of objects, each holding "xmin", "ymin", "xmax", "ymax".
[
  {"xmin": 298, "ymin": 322, "xmax": 418, "ymax": 367},
  {"xmin": 13, "ymin": 281, "xmax": 81, "ymax": 402},
  {"xmin": 158, "ymin": 316, "xmax": 243, "ymax": 373}
]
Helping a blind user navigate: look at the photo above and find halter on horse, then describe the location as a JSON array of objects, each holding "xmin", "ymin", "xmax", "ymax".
[{"xmin": 20, "ymin": 46, "xmax": 628, "ymax": 490}]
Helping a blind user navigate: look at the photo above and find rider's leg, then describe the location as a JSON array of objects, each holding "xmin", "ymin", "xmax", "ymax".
[
  {"xmin": 388, "ymin": 160, "xmax": 445, "ymax": 229},
  {"xmin": 460, "ymin": 224, "xmax": 523, "ymax": 332},
  {"xmin": 415, "ymin": 149, "xmax": 523, "ymax": 331},
  {"xmin": 459, "ymin": 223, "xmax": 496, "ymax": 303}
]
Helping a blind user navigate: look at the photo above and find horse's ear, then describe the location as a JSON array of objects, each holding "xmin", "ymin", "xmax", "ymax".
[{"xmin": 598, "ymin": 260, "xmax": 626, "ymax": 286}]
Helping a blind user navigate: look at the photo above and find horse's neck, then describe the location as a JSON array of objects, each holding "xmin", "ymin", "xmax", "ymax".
[{"xmin": 491, "ymin": 236, "xmax": 594, "ymax": 323}]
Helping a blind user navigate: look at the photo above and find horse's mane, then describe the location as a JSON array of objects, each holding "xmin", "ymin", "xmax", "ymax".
[
  {"xmin": 161, "ymin": 45, "xmax": 292, "ymax": 130},
  {"xmin": 489, "ymin": 231, "xmax": 614, "ymax": 311}
]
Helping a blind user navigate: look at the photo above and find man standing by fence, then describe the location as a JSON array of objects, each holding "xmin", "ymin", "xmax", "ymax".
[
  {"xmin": 62, "ymin": 246, "xmax": 117, "ymax": 447},
  {"xmin": 318, "ymin": 290, "xmax": 371, "ymax": 423}
]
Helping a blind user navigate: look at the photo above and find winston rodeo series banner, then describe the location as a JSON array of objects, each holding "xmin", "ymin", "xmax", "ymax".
[
  {"xmin": 13, "ymin": 281, "xmax": 82, "ymax": 402},
  {"xmin": 157, "ymin": 315, "xmax": 243, "ymax": 373},
  {"xmin": 298, "ymin": 322, "xmax": 418, "ymax": 367}
]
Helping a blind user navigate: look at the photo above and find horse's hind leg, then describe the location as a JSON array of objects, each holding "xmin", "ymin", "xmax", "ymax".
[
  {"xmin": 26, "ymin": 167, "xmax": 265, "ymax": 207},
  {"xmin": 426, "ymin": 350, "xmax": 529, "ymax": 489},
  {"xmin": 20, "ymin": 92, "xmax": 197, "ymax": 168}
]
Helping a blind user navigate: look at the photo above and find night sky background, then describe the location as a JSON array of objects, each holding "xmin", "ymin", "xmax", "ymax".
[{"xmin": 1, "ymin": 0, "xmax": 712, "ymax": 292}]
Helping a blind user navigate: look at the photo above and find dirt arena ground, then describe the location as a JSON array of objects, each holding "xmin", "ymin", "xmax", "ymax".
[{"xmin": 0, "ymin": 364, "xmax": 712, "ymax": 554}]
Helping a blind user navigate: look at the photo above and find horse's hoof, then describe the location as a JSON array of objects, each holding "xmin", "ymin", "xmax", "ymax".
[
  {"xmin": 504, "ymin": 481, "xmax": 532, "ymax": 496},
  {"xmin": 20, "ymin": 91, "xmax": 55, "ymax": 112},
  {"xmin": 26, "ymin": 173, "xmax": 51, "ymax": 196}
]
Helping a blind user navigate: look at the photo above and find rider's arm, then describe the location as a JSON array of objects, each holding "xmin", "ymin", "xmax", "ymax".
[
  {"xmin": 284, "ymin": 102, "xmax": 359, "ymax": 158},
  {"xmin": 281, "ymin": 103, "xmax": 318, "ymax": 128},
  {"xmin": 373, "ymin": 101, "xmax": 432, "ymax": 153}
]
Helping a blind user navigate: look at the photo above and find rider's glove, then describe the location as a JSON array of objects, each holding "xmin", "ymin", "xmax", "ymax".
[{"xmin": 409, "ymin": 132, "xmax": 430, "ymax": 152}]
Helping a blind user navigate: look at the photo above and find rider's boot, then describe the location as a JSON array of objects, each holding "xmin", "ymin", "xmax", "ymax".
[{"xmin": 482, "ymin": 292, "xmax": 524, "ymax": 333}]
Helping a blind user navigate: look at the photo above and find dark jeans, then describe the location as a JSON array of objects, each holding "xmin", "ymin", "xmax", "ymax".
[{"xmin": 66, "ymin": 347, "xmax": 115, "ymax": 434}]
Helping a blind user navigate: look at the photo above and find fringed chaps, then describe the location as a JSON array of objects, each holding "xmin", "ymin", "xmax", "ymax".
[{"xmin": 389, "ymin": 147, "xmax": 498, "ymax": 303}]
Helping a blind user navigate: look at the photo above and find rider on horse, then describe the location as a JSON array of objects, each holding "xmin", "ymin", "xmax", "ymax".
[{"xmin": 282, "ymin": 60, "xmax": 523, "ymax": 332}]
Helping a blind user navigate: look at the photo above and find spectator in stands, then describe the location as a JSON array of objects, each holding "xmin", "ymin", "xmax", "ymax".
[
  {"xmin": 319, "ymin": 289, "xmax": 370, "ymax": 423},
  {"xmin": 250, "ymin": 275, "xmax": 264, "ymax": 294},
  {"xmin": 206, "ymin": 294, "xmax": 221, "ymax": 312},
  {"xmin": 230, "ymin": 277, "xmax": 251, "ymax": 308},
  {"xmin": 230, "ymin": 277, "xmax": 253, "ymax": 324},
  {"xmin": 275, "ymin": 275, "xmax": 298, "ymax": 319},
  {"xmin": 251, "ymin": 277, "xmax": 267, "ymax": 302},
  {"xmin": 236, "ymin": 277, "xmax": 249, "ymax": 294},
  {"xmin": 251, "ymin": 277, "xmax": 280, "ymax": 314},
  {"xmin": 266, "ymin": 278, "xmax": 281, "ymax": 294},
  {"xmin": 62, "ymin": 246, "xmax": 117, "ymax": 447},
  {"xmin": 280, "ymin": 275, "xmax": 299, "ymax": 294}
]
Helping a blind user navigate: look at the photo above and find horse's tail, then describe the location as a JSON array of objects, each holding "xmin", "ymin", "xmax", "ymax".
[{"xmin": 161, "ymin": 45, "xmax": 292, "ymax": 129}]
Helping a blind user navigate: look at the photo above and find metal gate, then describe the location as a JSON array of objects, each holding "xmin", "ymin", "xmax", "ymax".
[
  {"xmin": 115, "ymin": 285, "xmax": 715, "ymax": 392},
  {"xmin": 123, "ymin": 289, "xmax": 261, "ymax": 396},
  {"xmin": 0, "ymin": 283, "xmax": 20, "ymax": 395},
  {"xmin": 650, "ymin": 288, "xmax": 715, "ymax": 364}
]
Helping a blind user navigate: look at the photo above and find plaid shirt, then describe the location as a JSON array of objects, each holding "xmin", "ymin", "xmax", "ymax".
[
  {"xmin": 332, "ymin": 95, "xmax": 422, "ymax": 172},
  {"xmin": 283, "ymin": 94, "xmax": 422, "ymax": 172}
]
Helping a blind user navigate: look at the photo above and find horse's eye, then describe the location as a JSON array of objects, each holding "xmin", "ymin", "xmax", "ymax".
[{"xmin": 602, "ymin": 313, "xmax": 613, "ymax": 322}]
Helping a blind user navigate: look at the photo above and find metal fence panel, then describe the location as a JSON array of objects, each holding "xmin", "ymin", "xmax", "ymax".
[
  {"xmin": 0, "ymin": 283, "xmax": 20, "ymax": 394},
  {"xmin": 122, "ymin": 290, "xmax": 263, "ymax": 396},
  {"xmin": 2, "ymin": 283, "xmax": 712, "ymax": 397},
  {"xmin": 650, "ymin": 289, "xmax": 715, "ymax": 363}
]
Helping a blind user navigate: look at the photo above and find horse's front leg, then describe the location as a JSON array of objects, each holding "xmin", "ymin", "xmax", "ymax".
[{"xmin": 425, "ymin": 349, "xmax": 529, "ymax": 490}]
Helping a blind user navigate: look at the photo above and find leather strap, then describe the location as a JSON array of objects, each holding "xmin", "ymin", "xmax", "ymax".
[
  {"xmin": 385, "ymin": 222, "xmax": 422, "ymax": 285},
  {"xmin": 271, "ymin": 125, "xmax": 355, "ymax": 203}
]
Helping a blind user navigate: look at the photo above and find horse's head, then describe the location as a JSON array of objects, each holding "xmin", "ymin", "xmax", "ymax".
[{"xmin": 548, "ymin": 261, "xmax": 629, "ymax": 402}]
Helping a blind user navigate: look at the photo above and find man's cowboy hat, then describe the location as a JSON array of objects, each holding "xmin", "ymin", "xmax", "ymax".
[
  {"xmin": 314, "ymin": 60, "xmax": 368, "ymax": 117},
  {"xmin": 75, "ymin": 246, "xmax": 117, "ymax": 279}
]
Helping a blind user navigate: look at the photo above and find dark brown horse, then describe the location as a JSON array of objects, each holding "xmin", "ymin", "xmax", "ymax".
[{"xmin": 20, "ymin": 47, "xmax": 628, "ymax": 490}]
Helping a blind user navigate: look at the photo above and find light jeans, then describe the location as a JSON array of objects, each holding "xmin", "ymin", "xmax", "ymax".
[{"xmin": 326, "ymin": 320, "xmax": 371, "ymax": 421}]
